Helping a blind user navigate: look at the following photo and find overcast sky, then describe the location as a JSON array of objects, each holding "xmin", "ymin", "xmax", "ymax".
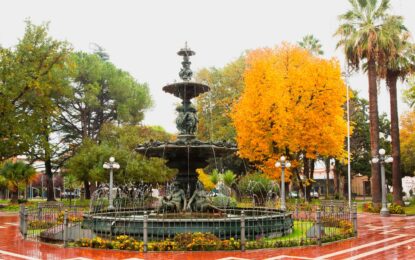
[{"xmin": 1, "ymin": 0, "xmax": 414, "ymax": 133}]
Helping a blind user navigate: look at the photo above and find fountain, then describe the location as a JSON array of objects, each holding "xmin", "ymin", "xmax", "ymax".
[{"xmin": 82, "ymin": 44, "xmax": 293, "ymax": 240}]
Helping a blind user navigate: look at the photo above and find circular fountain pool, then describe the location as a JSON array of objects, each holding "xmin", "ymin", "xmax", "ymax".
[{"xmin": 82, "ymin": 208, "xmax": 293, "ymax": 240}]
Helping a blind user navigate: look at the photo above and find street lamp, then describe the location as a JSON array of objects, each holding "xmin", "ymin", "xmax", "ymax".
[
  {"xmin": 275, "ymin": 155, "xmax": 291, "ymax": 211},
  {"xmin": 371, "ymin": 148, "xmax": 393, "ymax": 217},
  {"xmin": 103, "ymin": 157, "xmax": 120, "ymax": 210}
]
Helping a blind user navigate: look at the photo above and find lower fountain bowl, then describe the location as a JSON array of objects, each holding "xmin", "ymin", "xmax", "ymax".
[{"xmin": 82, "ymin": 208, "xmax": 293, "ymax": 240}]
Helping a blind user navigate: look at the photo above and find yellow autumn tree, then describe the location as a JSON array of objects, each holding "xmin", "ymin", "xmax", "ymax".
[
  {"xmin": 232, "ymin": 43, "xmax": 348, "ymax": 180},
  {"xmin": 400, "ymin": 111, "xmax": 415, "ymax": 175}
]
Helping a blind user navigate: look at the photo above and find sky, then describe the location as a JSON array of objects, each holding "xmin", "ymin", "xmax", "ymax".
[{"xmin": 1, "ymin": 0, "xmax": 414, "ymax": 133}]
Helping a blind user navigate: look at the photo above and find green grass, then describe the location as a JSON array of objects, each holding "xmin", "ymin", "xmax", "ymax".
[
  {"xmin": 0, "ymin": 198, "xmax": 90, "ymax": 212},
  {"xmin": 404, "ymin": 204, "xmax": 415, "ymax": 215}
]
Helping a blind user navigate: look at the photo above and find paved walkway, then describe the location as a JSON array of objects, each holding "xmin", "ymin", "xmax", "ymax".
[{"xmin": 0, "ymin": 212, "xmax": 414, "ymax": 259}]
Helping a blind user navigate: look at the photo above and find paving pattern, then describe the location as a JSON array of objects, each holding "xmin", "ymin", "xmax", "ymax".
[{"xmin": 0, "ymin": 212, "xmax": 414, "ymax": 259}]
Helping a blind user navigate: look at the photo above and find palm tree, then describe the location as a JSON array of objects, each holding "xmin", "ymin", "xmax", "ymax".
[
  {"xmin": 63, "ymin": 174, "xmax": 81, "ymax": 206},
  {"xmin": 335, "ymin": 0, "xmax": 396, "ymax": 206},
  {"xmin": 382, "ymin": 16, "xmax": 415, "ymax": 205},
  {"xmin": 298, "ymin": 34, "xmax": 324, "ymax": 56},
  {"xmin": 1, "ymin": 161, "xmax": 35, "ymax": 203}
]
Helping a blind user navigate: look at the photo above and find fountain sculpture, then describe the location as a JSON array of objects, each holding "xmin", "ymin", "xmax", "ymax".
[{"xmin": 83, "ymin": 44, "xmax": 293, "ymax": 240}]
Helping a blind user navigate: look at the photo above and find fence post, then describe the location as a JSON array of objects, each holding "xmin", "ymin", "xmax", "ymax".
[
  {"xmin": 143, "ymin": 211, "xmax": 148, "ymax": 253},
  {"xmin": 37, "ymin": 203, "xmax": 42, "ymax": 221},
  {"xmin": 316, "ymin": 207, "xmax": 321, "ymax": 246},
  {"xmin": 352, "ymin": 202, "xmax": 357, "ymax": 236},
  {"xmin": 19, "ymin": 205, "xmax": 24, "ymax": 236},
  {"xmin": 240, "ymin": 210, "xmax": 246, "ymax": 251},
  {"xmin": 295, "ymin": 199, "xmax": 299, "ymax": 219},
  {"xmin": 23, "ymin": 206, "xmax": 29, "ymax": 239},
  {"xmin": 63, "ymin": 209, "xmax": 68, "ymax": 247}
]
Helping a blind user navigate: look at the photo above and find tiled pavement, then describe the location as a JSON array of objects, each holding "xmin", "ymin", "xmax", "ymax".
[{"xmin": 0, "ymin": 212, "xmax": 414, "ymax": 259}]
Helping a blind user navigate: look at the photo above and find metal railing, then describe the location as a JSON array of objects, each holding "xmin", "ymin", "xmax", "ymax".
[{"xmin": 19, "ymin": 200, "xmax": 357, "ymax": 251}]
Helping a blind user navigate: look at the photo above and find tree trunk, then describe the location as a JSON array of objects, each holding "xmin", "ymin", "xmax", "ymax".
[
  {"xmin": 304, "ymin": 157, "xmax": 312, "ymax": 202},
  {"xmin": 387, "ymin": 70, "xmax": 403, "ymax": 206},
  {"xmin": 44, "ymin": 131, "xmax": 55, "ymax": 202},
  {"xmin": 368, "ymin": 59, "xmax": 381, "ymax": 206},
  {"xmin": 10, "ymin": 185, "xmax": 18, "ymax": 203},
  {"xmin": 333, "ymin": 162, "xmax": 339, "ymax": 196},
  {"xmin": 84, "ymin": 180, "xmax": 91, "ymax": 199},
  {"xmin": 45, "ymin": 157, "xmax": 55, "ymax": 201},
  {"xmin": 310, "ymin": 159, "xmax": 315, "ymax": 201},
  {"xmin": 294, "ymin": 168, "xmax": 305, "ymax": 198},
  {"xmin": 325, "ymin": 158, "xmax": 330, "ymax": 198}
]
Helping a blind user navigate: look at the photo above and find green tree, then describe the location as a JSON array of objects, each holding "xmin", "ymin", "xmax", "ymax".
[
  {"xmin": 195, "ymin": 56, "xmax": 245, "ymax": 141},
  {"xmin": 298, "ymin": 34, "xmax": 324, "ymax": 56},
  {"xmin": 1, "ymin": 161, "xmax": 35, "ymax": 202},
  {"xmin": 335, "ymin": 0, "xmax": 396, "ymax": 206},
  {"xmin": 56, "ymin": 51, "xmax": 152, "ymax": 198},
  {"xmin": 0, "ymin": 21, "xmax": 69, "ymax": 163},
  {"xmin": 0, "ymin": 21, "xmax": 71, "ymax": 201},
  {"xmin": 59, "ymin": 51, "xmax": 152, "ymax": 143},
  {"xmin": 65, "ymin": 125, "xmax": 176, "ymax": 198}
]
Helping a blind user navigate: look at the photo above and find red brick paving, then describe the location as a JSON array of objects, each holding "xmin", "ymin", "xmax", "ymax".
[{"xmin": 0, "ymin": 212, "xmax": 414, "ymax": 259}]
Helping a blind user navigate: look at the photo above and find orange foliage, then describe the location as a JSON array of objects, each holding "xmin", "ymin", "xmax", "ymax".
[{"xmin": 232, "ymin": 43, "xmax": 348, "ymax": 179}]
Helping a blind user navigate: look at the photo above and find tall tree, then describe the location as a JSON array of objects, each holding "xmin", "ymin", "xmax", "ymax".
[
  {"xmin": 381, "ymin": 16, "xmax": 414, "ymax": 205},
  {"xmin": 0, "ymin": 22, "xmax": 71, "ymax": 201},
  {"xmin": 232, "ymin": 44, "xmax": 347, "ymax": 197},
  {"xmin": 57, "ymin": 51, "xmax": 152, "ymax": 198},
  {"xmin": 335, "ymin": 0, "xmax": 395, "ymax": 206},
  {"xmin": 195, "ymin": 56, "xmax": 245, "ymax": 141},
  {"xmin": 298, "ymin": 34, "xmax": 324, "ymax": 56},
  {"xmin": 59, "ymin": 51, "xmax": 152, "ymax": 143}
]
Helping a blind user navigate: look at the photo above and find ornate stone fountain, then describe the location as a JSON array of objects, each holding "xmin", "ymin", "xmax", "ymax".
[
  {"xmin": 136, "ymin": 43, "xmax": 237, "ymax": 197},
  {"xmin": 83, "ymin": 44, "xmax": 293, "ymax": 240}
]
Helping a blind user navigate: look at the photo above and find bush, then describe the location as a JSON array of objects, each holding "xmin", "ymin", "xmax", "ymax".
[
  {"xmin": 362, "ymin": 202, "xmax": 405, "ymax": 214},
  {"xmin": 237, "ymin": 172, "xmax": 272, "ymax": 206},
  {"xmin": 387, "ymin": 193, "xmax": 393, "ymax": 203},
  {"xmin": 57, "ymin": 211, "xmax": 83, "ymax": 224},
  {"xmin": 362, "ymin": 202, "xmax": 381, "ymax": 213},
  {"xmin": 28, "ymin": 220, "xmax": 54, "ymax": 229},
  {"xmin": 17, "ymin": 199, "xmax": 28, "ymax": 204},
  {"xmin": 389, "ymin": 203, "xmax": 405, "ymax": 214},
  {"xmin": 174, "ymin": 232, "xmax": 221, "ymax": 251},
  {"xmin": 211, "ymin": 195, "xmax": 237, "ymax": 208}
]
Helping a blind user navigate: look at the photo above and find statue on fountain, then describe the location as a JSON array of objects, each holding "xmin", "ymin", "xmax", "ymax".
[
  {"xmin": 176, "ymin": 104, "xmax": 198, "ymax": 135},
  {"xmin": 158, "ymin": 182, "xmax": 187, "ymax": 213},
  {"xmin": 187, "ymin": 181, "xmax": 222, "ymax": 213}
]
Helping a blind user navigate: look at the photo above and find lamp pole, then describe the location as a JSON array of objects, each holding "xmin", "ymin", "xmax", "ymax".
[
  {"xmin": 342, "ymin": 70, "xmax": 352, "ymax": 208},
  {"xmin": 103, "ymin": 157, "xmax": 120, "ymax": 210},
  {"xmin": 371, "ymin": 148, "xmax": 393, "ymax": 217},
  {"xmin": 275, "ymin": 156, "xmax": 291, "ymax": 211}
]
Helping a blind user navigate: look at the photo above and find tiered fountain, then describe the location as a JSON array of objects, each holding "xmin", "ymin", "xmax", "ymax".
[
  {"xmin": 136, "ymin": 43, "xmax": 237, "ymax": 197},
  {"xmin": 83, "ymin": 44, "xmax": 293, "ymax": 240}
]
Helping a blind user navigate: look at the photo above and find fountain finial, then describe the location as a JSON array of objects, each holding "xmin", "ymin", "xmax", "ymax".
[{"xmin": 178, "ymin": 42, "xmax": 195, "ymax": 81}]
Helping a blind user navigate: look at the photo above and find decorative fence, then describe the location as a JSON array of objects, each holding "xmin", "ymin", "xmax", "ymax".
[{"xmin": 19, "ymin": 200, "xmax": 357, "ymax": 251}]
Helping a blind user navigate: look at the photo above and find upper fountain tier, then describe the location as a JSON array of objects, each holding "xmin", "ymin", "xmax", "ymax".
[{"xmin": 162, "ymin": 43, "xmax": 210, "ymax": 101}]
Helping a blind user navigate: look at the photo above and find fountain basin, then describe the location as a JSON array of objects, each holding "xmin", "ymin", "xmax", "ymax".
[{"xmin": 82, "ymin": 208, "xmax": 293, "ymax": 240}]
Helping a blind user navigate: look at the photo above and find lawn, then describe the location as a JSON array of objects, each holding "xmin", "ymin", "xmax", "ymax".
[{"xmin": 0, "ymin": 198, "xmax": 90, "ymax": 212}]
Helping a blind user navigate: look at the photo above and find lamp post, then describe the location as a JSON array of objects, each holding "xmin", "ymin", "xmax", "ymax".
[
  {"xmin": 103, "ymin": 157, "xmax": 120, "ymax": 210},
  {"xmin": 275, "ymin": 156, "xmax": 291, "ymax": 211},
  {"xmin": 371, "ymin": 148, "xmax": 393, "ymax": 217}
]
